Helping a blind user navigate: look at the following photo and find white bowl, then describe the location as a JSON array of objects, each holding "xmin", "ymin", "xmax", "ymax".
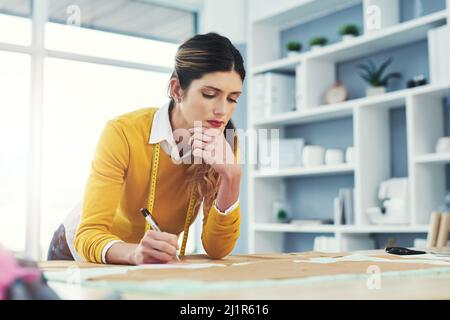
[
  {"xmin": 302, "ymin": 146, "xmax": 325, "ymax": 167},
  {"xmin": 436, "ymin": 137, "xmax": 450, "ymax": 153},
  {"xmin": 325, "ymin": 149, "xmax": 344, "ymax": 166},
  {"xmin": 345, "ymin": 146, "xmax": 355, "ymax": 164}
]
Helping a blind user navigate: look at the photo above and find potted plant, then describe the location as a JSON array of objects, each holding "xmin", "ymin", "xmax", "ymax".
[
  {"xmin": 309, "ymin": 37, "xmax": 328, "ymax": 51},
  {"xmin": 339, "ymin": 24, "xmax": 359, "ymax": 41},
  {"xmin": 286, "ymin": 41, "xmax": 302, "ymax": 57},
  {"xmin": 357, "ymin": 57, "xmax": 402, "ymax": 97}
]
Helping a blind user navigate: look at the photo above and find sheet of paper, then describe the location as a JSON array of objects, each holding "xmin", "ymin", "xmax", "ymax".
[
  {"xmin": 44, "ymin": 263, "xmax": 226, "ymax": 284},
  {"xmin": 295, "ymin": 254, "xmax": 450, "ymax": 265}
]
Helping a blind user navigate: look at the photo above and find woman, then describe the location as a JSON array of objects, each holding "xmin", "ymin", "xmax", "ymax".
[{"xmin": 47, "ymin": 32, "xmax": 245, "ymax": 265}]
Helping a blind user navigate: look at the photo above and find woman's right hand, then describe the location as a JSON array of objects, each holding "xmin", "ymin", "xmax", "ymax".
[{"xmin": 130, "ymin": 230, "xmax": 179, "ymax": 265}]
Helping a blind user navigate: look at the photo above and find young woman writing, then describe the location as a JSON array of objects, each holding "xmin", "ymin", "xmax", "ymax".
[{"xmin": 47, "ymin": 32, "xmax": 245, "ymax": 265}]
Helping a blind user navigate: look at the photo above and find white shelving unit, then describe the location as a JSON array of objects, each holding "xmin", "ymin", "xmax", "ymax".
[{"xmin": 247, "ymin": 0, "xmax": 450, "ymax": 253}]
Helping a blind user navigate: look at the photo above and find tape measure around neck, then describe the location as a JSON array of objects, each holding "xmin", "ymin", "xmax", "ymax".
[{"xmin": 145, "ymin": 143, "xmax": 196, "ymax": 257}]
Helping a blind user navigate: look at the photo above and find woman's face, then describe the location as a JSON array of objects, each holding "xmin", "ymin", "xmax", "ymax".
[{"xmin": 175, "ymin": 71, "xmax": 243, "ymax": 131}]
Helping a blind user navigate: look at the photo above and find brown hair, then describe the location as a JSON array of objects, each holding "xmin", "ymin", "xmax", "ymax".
[{"xmin": 168, "ymin": 32, "xmax": 245, "ymax": 215}]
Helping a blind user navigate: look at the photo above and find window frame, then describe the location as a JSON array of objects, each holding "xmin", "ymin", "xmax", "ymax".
[{"xmin": 0, "ymin": 0, "xmax": 199, "ymax": 259}]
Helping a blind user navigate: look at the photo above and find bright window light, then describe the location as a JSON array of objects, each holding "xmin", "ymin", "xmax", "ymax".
[
  {"xmin": 0, "ymin": 13, "xmax": 31, "ymax": 45},
  {"xmin": 0, "ymin": 51, "xmax": 30, "ymax": 253},
  {"xmin": 45, "ymin": 22, "xmax": 178, "ymax": 68},
  {"xmin": 40, "ymin": 57, "xmax": 171, "ymax": 257}
]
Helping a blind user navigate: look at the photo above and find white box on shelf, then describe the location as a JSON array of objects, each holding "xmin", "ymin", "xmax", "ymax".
[
  {"xmin": 252, "ymin": 72, "xmax": 296, "ymax": 119},
  {"xmin": 258, "ymin": 138, "xmax": 305, "ymax": 170},
  {"xmin": 278, "ymin": 138, "xmax": 305, "ymax": 168}
]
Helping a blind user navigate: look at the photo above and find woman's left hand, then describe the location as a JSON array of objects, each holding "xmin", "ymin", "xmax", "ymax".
[{"xmin": 188, "ymin": 127, "xmax": 240, "ymax": 180}]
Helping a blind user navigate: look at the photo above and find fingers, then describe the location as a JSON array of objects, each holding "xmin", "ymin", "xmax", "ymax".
[
  {"xmin": 188, "ymin": 132, "xmax": 214, "ymax": 147},
  {"xmin": 142, "ymin": 248, "xmax": 174, "ymax": 263},
  {"xmin": 188, "ymin": 126, "xmax": 221, "ymax": 137},
  {"xmin": 139, "ymin": 230, "xmax": 179, "ymax": 263},
  {"xmin": 145, "ymin": 230, "xmax": 179, "ymax": 249}
]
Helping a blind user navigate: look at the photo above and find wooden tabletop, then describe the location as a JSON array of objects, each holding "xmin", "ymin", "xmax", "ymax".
[{"xmin": 39, "ymin": 250, "xmax": 450, "ymax": 300}]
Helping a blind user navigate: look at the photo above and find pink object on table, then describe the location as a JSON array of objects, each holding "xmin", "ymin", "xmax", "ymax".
[{"xmin": 0, "ymin": 246, "xmax": 41, "ymax": 300}]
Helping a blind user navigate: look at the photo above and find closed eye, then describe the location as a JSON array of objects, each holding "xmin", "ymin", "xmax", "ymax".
[{"xmin": 202, "ymin": 93, "xmax": 215, "ymax": 99}]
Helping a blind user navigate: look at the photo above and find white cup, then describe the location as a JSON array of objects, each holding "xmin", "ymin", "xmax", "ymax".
[
  {"xmin": 325, "ymin": 149, "xmax": 344, "ymax": 166},
  {"xmin": 436, "ymin": 137, "xmax": 450, "ymax": 153},
  {"xmin": 345, "ymin": 146, "xmax": 355, "ymax": 164},
  {"xmin": 302, "ymin": 145, "xmax": 325, "ymax": 167}
]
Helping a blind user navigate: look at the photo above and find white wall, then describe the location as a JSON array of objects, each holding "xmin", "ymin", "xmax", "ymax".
[{"xmin": 200, "ymin": 0, "xmax": 248, "ymax": 44}]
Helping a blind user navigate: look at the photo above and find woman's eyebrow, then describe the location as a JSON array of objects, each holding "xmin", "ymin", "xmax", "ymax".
[{"xmin": 203, "ymin": 85, "xmax": 241, "ymax": 95}]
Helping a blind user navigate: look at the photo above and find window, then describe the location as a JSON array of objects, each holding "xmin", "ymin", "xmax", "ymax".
[
  {"xmin": 0, "ymin": 51, "xmax": 30, "ymax": 253},
  {"xmin": 0, "ymin": 0, "xmax": 197, "ymax": 259},
  {"xmin": 0, "ymin": 0, "xmax": 31, "ymax": 45}
]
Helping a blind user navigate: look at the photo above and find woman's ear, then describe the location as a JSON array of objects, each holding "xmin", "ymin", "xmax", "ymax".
[{"xmin": 170, "ymin": 78, "xmax": 183, "ymax": 103}]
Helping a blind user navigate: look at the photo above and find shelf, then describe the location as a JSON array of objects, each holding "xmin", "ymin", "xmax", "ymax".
[
  {"xmin": 415, "ymin": 153, "xmax": 450, "ymax": 164},
  {"xmin": 253, "ymin": 101, "xmax": 354, "ymax": 126},
  {"xmin": 253, "ymin": 223, "xmax": 429, "ymax": 234},
  {"xmin": 251, "ymin": 10, "xmax": 447, "ymax": 73},
  {"xmin": 251, "ymin": 54, "xmax": 301, "ymax": 74},
  {"xmin": 252, "ymin": 83, "xmax": 450, "ymax": 127},
  {"xmin": 338, "ymin": 225, "xmax": 429, "ymax": 234},
  {"xmin": 253, "ymin": 223, "xmax": 335, "ymax": 233},
  {"xmin": 253, "ymin": 164, "xmax": 354, "ymax": 178}
]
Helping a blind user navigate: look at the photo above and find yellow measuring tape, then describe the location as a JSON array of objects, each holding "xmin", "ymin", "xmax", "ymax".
[{"xmin": 145, "ymin": 143, "xmax": 197, "ymax": 257}]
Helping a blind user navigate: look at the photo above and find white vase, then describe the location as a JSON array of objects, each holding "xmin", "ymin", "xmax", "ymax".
[
  {"xmin": 325, "ymin": 149, "xmax": 344, "ymax": 166},
  {"xmin": 345, "ymin": 146, "xmax": 355, "ymax": 164},
  {"xmin": 436, "ymin": 137, "xmax": 450, "ymax": 153},
  {"xmin": 287, "ymin": 51, "xmax": 300, "ymax": 57},
  {"xmin": 310, "ymin": 45, "xmax": 323, "ymax": 51},
  {"xmin": 302, "ymin": 145, "xmax": 325, "ymax": 167},
  {"xmin": 342, "ymin": 34, "xmax": 356, "ymax": 42},
  {"xmin": 366, "ymin": 86, "xmax": 386, "ymax": 97}
]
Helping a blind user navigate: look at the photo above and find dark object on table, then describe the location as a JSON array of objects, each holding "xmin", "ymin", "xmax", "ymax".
[
  {"xmin": 385, "ymin": 246, "xmax": 426, "ymax": 255},
  {"xmin": 407, "ymin": 74, "xmax": 427, "ymax": 88}
]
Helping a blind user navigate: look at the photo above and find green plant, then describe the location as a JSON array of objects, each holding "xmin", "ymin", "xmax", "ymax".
[
  {"xmin": 339, "ymin": 24, "xmax": 359, "ymax": 36},
  {"xmin": 309, "ymin": 36, "xmax": 328, "ymax": 47},
  {"xmin": 286, "ymin": 41, "xmax": 302, "ymax": 52},
  {"xmin": 357, "ymin": 57, "xmax": 402, "ymax": 87},
  {"xmin": 277, "ymin": 209, "xmax": 289, "ymax": 222}
]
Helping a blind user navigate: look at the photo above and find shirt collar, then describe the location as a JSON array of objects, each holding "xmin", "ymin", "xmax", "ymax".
[
  {"xmin": 149, "ymin": 100, "xmax": 175, "ymax": 146},
  {"xmin": 149, "ymin": 100, "xmax": 192, "ymax": 162}
]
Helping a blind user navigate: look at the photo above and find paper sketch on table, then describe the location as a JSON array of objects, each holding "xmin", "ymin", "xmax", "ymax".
[
  {"xmin": 44, "ymin": 262, "xmax": 227, "ymax": 284},
  {"xmin": 294, "ymin": 254, "xmax": 450, "ymax": 265}
]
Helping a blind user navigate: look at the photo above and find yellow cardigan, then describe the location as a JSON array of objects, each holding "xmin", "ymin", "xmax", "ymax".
[{"xmin": 74, "ymin": 107, "xmax": 241, "ymax": 263}]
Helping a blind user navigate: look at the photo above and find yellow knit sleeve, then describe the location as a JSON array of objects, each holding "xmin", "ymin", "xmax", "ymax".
[
  {"xmin": 201, "ymin": 203, "xmax": 241, "ymax": 259},
  {"xmin": 74, "ymin": 120, "xmax": 129, "ymax": 263}
]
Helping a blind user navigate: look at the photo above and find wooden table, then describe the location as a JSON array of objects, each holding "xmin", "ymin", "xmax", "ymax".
[{"xmin": 39, "ymin": 250, "xmax": 450, "ymax": 300}]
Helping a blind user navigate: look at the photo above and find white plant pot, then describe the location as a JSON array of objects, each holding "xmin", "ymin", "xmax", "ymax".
[
  {"xmin": 310, "ymin": 44, "xmax": 324, "ymax": 51},
  {"xmin": 345, "ymin": 146, "xmax": 355, "ymax": 164},
  {"xmin": 287, "ymin": 51, "xmax": 300, "ymax": 57},
  {"xmin": 302, "ymin": 145, "xmax": 325, "ymax": 167},
  {"xmin": 342, "ymin": 34, "xmax": 356, "ymax": 41},
  {"xmin": 325, "ymin": 149, "xmax": 344, "ymax": 166},
  {"xmin": 366, "ymin": 86, "xmax": 386, "ymax": 97}
]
